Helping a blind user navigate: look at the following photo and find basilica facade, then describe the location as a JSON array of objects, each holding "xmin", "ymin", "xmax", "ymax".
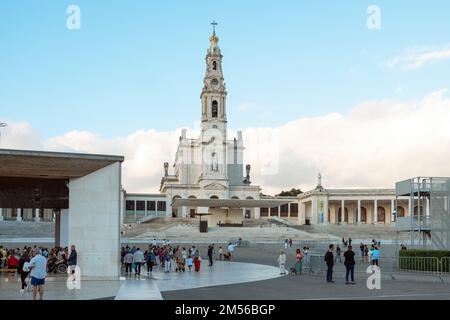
[
  {"xmin": 158, "ymin": 28, "xmax": 261, "ymax": 222},
  {"xmin": 117, "ymin": 28, "xmax": 421, "ymax": 227}
]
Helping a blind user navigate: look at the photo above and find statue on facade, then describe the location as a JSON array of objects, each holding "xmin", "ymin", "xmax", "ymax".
[
  {"xmin": 243, "ymin": 164, "xmax": 251, "ymax": 184},
  {"xmin": 164, "ymin": 162, "xmax": 169, "ymax": 177},
  {"xmin": 316, "ymin": 172, "xmax": 323, "ymax": 190},
  {"xmin": 211, "ymin": 152, "xmax": 219, "ymax": 172}
]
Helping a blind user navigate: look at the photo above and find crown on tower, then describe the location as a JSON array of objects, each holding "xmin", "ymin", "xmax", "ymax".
[{"xmin": 210, "ymin": 20, "xmax": 219, "ymax": 44}]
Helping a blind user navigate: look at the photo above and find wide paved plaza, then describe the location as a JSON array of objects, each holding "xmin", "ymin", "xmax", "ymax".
[{"xmin": 1, "ymin": 242, "xmax": 450, "ymax": 300}]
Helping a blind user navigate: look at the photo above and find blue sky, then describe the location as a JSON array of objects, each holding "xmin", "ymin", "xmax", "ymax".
[{"xmin": 1, "ymin": 0, "xmax": 450, "ymax": 139}]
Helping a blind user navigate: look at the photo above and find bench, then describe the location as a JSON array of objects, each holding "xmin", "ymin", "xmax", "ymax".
[{"xmin": 0, "ymin": 268, "xmax": 18, "ymax": 275}]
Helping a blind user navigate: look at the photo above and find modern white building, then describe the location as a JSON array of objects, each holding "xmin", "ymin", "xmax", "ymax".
[{"xmin": 0, "ymin": 149, "xmax": 123, "ymax": 279}]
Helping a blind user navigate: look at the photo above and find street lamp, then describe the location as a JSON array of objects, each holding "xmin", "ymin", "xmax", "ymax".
[{"xmin": 0, "ymin": 122, "xmax": 7, "ymax": 143}]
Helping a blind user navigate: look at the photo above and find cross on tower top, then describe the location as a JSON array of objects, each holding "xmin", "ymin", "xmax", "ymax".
[{"xmin": 211, "ymin": 20, "xmax": 218, "ymax": 35}]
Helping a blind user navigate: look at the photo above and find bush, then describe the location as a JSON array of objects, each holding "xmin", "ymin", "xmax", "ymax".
[{"xmin": 399, "ymin": 250, "xmax": 450, "ymax": 272}]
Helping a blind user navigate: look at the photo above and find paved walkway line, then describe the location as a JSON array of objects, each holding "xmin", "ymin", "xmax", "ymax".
[{"xmin": 114, "ymin": 261, "xmax": 284, "ymax": 300}]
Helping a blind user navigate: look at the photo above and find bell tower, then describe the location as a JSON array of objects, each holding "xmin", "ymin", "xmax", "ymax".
[{"xmin": 200, "ymin": 21, "xmax": 227, "ymax": 135}]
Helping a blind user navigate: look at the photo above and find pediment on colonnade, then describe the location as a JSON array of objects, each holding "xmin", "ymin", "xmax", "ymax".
[{"xmin": 203, "ymin": 182, "xmax": 227, "ymax": 190}]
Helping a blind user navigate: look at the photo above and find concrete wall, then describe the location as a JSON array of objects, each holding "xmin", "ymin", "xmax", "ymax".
[
  {"xmin": 68, "ymin": 162, "xmax": 121, "ymax": 279},
  {"xmin": 60, "ymin": 209, "xmax": 69, "ymax": 247}
]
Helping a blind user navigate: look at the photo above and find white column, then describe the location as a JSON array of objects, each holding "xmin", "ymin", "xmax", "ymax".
[
  {"xmin": 357, "ymin": 199, "xmax": 361, "ymax": 224},
  {"xmin": 323, "ymin": 199, "xmax": 329, "ymax": 225},
  {"xmin": 311, "ymin": 199, "xmax": 317, "ymax": 225},
  {"xmin": 0, "ymin": 208, "xmax": 3, "ymax": 221},
  {"xmin": 254, "ymin": 207, "xmax": 260, "ymax": 219},
  {"xmin": 341, "ymin": 199, "xmax": 345, "ymax": 224},
  {"xmin": 391, "ymin": 199, "xmax": 395, "ymax": 224},
  {"xmin": 181, "ymin": 206, "xmax": 188, "ymax": 218},
  {"xmin": 299, "ymin": 202, "xmax": 306, "ymax": 225},
  {"xmin": 68, "ymin": 162, "xmax": 121, "ymax": 279},
  {"xmin": 408, "ymin": 197, "xmax": 412, "ymax": 217},
  {"xmin": 17, "ymin": 208, "xmax": 23, "ymax": 222},
  {"xmin": 60, "ymin": 209, "xmax": 69, "ymax": 248},
  {"xmin": 35, "ymin": 208, "xmax": 40, "ymax": 222},
  {"xmin": 373, "ymin": 200, "xmax": 378, "ymax": 223}
]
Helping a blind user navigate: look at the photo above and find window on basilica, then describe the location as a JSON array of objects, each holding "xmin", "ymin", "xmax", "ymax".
[{"xmin": 212, "ymin": 100, "xmax": 218, "ymax": 117}]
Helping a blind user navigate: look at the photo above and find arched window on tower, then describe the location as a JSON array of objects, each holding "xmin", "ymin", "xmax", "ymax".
[
  {"xmin": 212, "ymin": 61, "xmax": 217, "ymax": 70},
  {"xmin": 212, "ymin": 100, "xmax": 218, "ymax": 118}
]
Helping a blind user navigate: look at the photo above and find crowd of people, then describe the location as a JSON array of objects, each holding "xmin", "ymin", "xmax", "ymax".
[
  {"xmin": 324, "ymin": 239, "xmax": 382, "ymax": 284},
  {"xmin": 275, "ymin": 237, "xmax": 383, "ymax": 285},
  {"xmin": 277, "ymin": 246, "xmax": 309, "ymax": 275},
  {"xmin": 0, "ymin": 244, "xmax": 78, "ymax": 300},
  {"xmin": 120, "ymin": 240, "xmax": 239, "ymax": 276}
]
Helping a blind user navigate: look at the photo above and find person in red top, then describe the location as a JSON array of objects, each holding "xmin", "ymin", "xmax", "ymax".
[{"xmin": 7, "ymin": 254, "xmax": 19, "ymax": 269}]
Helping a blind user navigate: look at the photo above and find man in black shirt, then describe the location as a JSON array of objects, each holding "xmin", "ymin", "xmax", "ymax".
[
  {"xmin": 324, "ymin": 244, "xmax": 334, "ymax": 283},
  {"xmin": 344, "ymin": 245, "xmax": 356, "ymax": 285},
  {"xmin": 207, "ymin": 245, "xmax": 213, "ymax": 267}
]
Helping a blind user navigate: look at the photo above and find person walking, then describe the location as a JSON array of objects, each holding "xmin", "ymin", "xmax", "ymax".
[
  {"xmin": 68, "ymin": 245, "xmax": 77, "ymax": 274},
  {"xmin": 194, "ymin": 252, "xmax": 202, "ymax": 272},
  {"xmin": 372, "ymin": 246, "xmax": 380, "ymax": 266},
  {"xmin": 18, "ymin": 251, "xmax": 30, "ymax": 292},
  {"xmin": 277, "ymin": 251, "xmax": 287, "ymax": 275},
  {"xmin": 324, "ymin": 244, "xmax": 335, "ymax": 283},
  {"xmin": 294, "ymin": 249, "xmax": 304, "ymax": 275},
  {"xmin": 133, "ymin": 248, "xmax": 145, "ymax": 276},
  {"xmin": 359, "ymin": 243, "xmax": 365, "ymax": 261},
  {"xmin": 164, "ymin": 251, "xmax": 172, "ymax": 273},
  {"xmin": 364, "ymin": 245, "xmax": 369, "ymax": 263},
  {"xmin": 335, "ymin": 245, "xmax": 342, "ymax": 264},
  {"xmin": 284, "ymin": 239, "xmax": 288, "ymax": 249},
  {"xmin": 303, "ymin": 246, "xmax": 310, "ymax": 266},
  {"xmin": 344, "ymin": 245, "xmax": 356, "ymax": 285},
  {"xmin": 207, "ymin": 245, "xmax": 213, "ymax": 267},
  {"xmin": 186, "ymin": 255, "xmax": 193, "ymax": 271},
  {"xmin": 146, "ymin": 248, "xmax": 154, "ymax": 274},
  {"xmin": 123, "ymin": 250, "xmax": 133, "ymax": 276},
  {"xmin": 28, "ymin": 249, "xmax": 47, "ymax": 300},
  {"xmin": 218, "ymin": 246, "xmax": 223, "ymax": 260},
  {"xmin": 227, "ymin": 243, "xmax": 235, "ymax": 260}
]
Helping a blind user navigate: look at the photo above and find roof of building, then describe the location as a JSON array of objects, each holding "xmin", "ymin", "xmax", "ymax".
[
  {"xmin": 0, "ymin": 148, "xmax": 124, "ymax": 179},
  {"xmin": 172, "ymin": 198, "xmax": 293, "ymax": 209}
]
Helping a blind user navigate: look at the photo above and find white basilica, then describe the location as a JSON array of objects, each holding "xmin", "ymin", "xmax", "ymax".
[
  {"xmin": 158, "ymin": 26, "xmax": 265, "ymax": 224},
  {"xmin": 114, "ymin": 26, "xmax": 434, "ymax": 228}
]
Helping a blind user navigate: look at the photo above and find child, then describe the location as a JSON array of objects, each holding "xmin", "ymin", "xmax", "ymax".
[
  {"xmin": 186, "ymin": 255, "xmax": 193, "ymax": 271},
  {"xmin": 218, "ymin": 246, "xmax": 223, "ymax": 260}
]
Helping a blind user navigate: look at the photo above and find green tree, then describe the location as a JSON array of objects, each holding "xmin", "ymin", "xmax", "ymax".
[{"xmin": 276, "ymin": 188, "xmax": 303, "ymax": 197}]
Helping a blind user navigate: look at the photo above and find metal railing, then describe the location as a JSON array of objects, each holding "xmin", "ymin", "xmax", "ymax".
[{"xmin": 304, "ymin": 255, "xmax": 450, "ymax": 280}]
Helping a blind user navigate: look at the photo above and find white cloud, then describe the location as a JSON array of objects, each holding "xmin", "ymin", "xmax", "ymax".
[
  {"xmin": 385, "ymin": 44, "xmax": 450, "ymax": 69},
  {"xmin": 237, "ymin": 102, "xmax": 252, "ymax": 112},
  {"xmin": 0, "ymin": 121, "xmax": 43, "ymax": 150},
  {"xmin": 2, "ymin": 89, "xmax": 450, "ymax": 195}
]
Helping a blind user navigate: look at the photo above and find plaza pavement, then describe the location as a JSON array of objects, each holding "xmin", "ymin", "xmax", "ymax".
[{"xmin": 1, "ymin": 242, "xmax": 449, "ymax": 300}]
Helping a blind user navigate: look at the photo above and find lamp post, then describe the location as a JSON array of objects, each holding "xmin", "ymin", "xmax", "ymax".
[{"xmin": 0, "ymin": 122, "xmax": 6, "ymax": 143}]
